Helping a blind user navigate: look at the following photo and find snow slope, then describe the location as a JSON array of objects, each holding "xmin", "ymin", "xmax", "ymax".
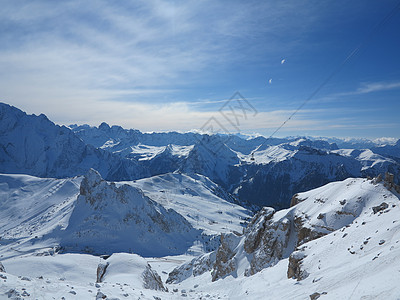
[
  {"xmin": 0, "ymin": 253, "xmax": 172, "ymax": 299},
  {"xmin": 1, "ymin": 175, "xmax": 399, "ymax": 299},
  {"xmin": 0, "ymin": 173, "xmax": 81, "ymax": 259},
  {"xmin": 126, "ymin": 172, "xmax": 251, "ymax": 235}
]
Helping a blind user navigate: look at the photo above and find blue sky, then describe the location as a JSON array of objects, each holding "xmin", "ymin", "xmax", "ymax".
[{"xmin": 1, "ymin": 0, "xmax": 399, "ymax": 138}]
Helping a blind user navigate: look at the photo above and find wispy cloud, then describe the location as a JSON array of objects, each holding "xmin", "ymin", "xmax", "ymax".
[
  {"xmin": 355, "ymin": 81, "xmax": 400, "ymax": 94},
  {"xmin": 0, "ymin": 1, "xmax": 321, "ymax": 106},
  {"xmin": 315, "ymin": 80, "xmax": 400, "ymax": 104}
]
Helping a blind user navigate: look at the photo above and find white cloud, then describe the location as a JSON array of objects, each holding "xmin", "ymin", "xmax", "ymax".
[
  {"xmin": 316, "ymin": 80, "xmax": 400, "ymax": 104},
  {"xmin": 356, "ymin": 81, "xmax": 400, "ymax": 94}
]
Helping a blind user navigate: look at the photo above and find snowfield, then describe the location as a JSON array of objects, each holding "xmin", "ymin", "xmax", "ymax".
[{"xmin": 1, "ymin": 175, "xmax": 399, "ymax": 299}]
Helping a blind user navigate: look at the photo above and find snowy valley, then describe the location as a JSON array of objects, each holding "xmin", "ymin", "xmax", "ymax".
[{"xmin": 1, "ymin": 103, "xmax": 400, "ymax": 299}]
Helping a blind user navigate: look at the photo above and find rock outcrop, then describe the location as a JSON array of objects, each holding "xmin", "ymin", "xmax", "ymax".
[
  {"xmin": 287, "ymin": 249, "xmax": 308, "ymax": 280},
  {"xmin": 384, "ymin": 172, "xmax": 400, "ymax": 193},
  {"xmin": 211, "ymin": 233, "xmax": 241, "ymax": 281},
  {"xmin": 0, "ymin": 262, "xmax": 5, "ymax": 273},
  {"xmin": 166, "ymin": 252, "xmax": 216, "ymax": 284},
  {"xmin": 96, "ymin": 262, "xmax": 109, "ymax": 283},
  {"xmin": 142, "ymin": 264, "xmax": 166, "ymax": 291}
]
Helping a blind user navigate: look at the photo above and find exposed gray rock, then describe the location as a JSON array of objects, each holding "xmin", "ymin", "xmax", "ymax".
[
  {"xmin": 5, "ymin": 289, "xmax": 21, "ymax": 299},
  {"xmin": 167, "ymin": 252, "xmax": 216, "ymax": 284},
  {"xmin": 290, "ymin": 194, "xmax": 302, "ymax": 207},
  {"xmin": 309, "ymin": 292, "xmax": 321, "ymax": 300},
  {"xmin": 96, "ymin": 291, "xmax": 107, "ymax": 300},
  {"xmin": 372, "ymin": 202, "xmax": 388, "ymax": 214},
  {"xmin": 287, "ymin": 250, "xmax": 308, "ymax": 280},
  {"xmin": 142, "ymin": 264, "xmax": 167, "ymax": 291},
  {"xmin": 373, "ymin": 174, "xmax": 382, "ymax": 184},
  {"xmin": 385, "ymin": 172, "xmax": 394, "ymax": 185},
  {"xmin": 0, "ymin": 262, "xmax": 5, "ymax": 273},
  {"xmin": 383, "ymin": 172, "xmax": 400, "ymax": 193},
  {"xmin": 212, "ymin": 233, "xmax": 240, "ymax": 281},
  {"xmin": 96, "ymin": 262, "xmax": 109, "ymax": 283}
]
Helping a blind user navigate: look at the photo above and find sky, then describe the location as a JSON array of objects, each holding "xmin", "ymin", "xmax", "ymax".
[{"xmin": 1, "ymin": 0, "xmax": 400, "ymax": 139}]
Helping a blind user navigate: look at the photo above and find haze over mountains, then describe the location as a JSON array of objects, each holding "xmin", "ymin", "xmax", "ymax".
[{"xmin": 1, "ymin": 102, "xmax": 400, "ymax": 299}]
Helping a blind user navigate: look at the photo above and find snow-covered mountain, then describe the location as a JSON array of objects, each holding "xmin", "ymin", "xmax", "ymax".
[
  {"xmin": 0, "ymin": 170, "xmax": 252, "ymax": 298},
  {"xmin": 0, "ymin": 169, "xmax": 250, "ymax": 258},
  {"xmin": 0, "ymin": 103, "xmax": 149, "ymax": 181},
  {"xmin": 1, "ymin": 107, "xmax": 400, "ymax": 300},
  {"xmin": 57, "ymin": 169, "xmax": 199, "ymax": 257},
  {"xmin": 0, "ymin": 173, "xmax": 81, "ymax": 244},
  {"xmin": 2, "ymin": 102, "xmax": 399, "ymax": 209},
  {"xmin": 165, "ymin": 174, "xmax": 400, "ymax": 299},
  {"xmin": 68, "ymin": 118, "xmax": 400, "ymax": 209}
]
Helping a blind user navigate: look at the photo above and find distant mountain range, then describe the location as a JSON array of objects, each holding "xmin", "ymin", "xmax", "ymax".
[
  {"xmin": 1, "ymin": 102, "xmax": 399, "ymax": 209},
  {"xmin": 1, "ymin": 102, "xmax": 400, "ymax": 299}
]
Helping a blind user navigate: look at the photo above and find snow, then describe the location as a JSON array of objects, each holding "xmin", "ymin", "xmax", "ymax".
[
  {"xmin": 1, "ymin": 175, "xmax": 400, "ymax": 300},
  {"xmin": 124, "ymin": 172, "xmax": 251, "ymax": 235},
  {"xmin": 0, "ymin": 173, "xmax": 80, "ymax": 260},
  {"xmin": 238, "ymin": 144, "xmax": 295, "ymax": 164},
  {"xmin": 333, "ymin": 148, "xmax": 397, "ymax": 171},
  {"xmin": 160, "ymin": 178, "xmax": 400, "ymax": 299},
  {"xmin": 2, "ymin": 102, "xmax": 399, "ymax": 210},
  {"xmin": 127, "ymin": 144, "xmax": 194, "ymax": 161},
  {"xmin": 1, "ymin": 103, "xmax": 400, "ymax": 299},
  {"xmin": 56, "ymin": 169, "xmax": 199, "ymax": 257}
]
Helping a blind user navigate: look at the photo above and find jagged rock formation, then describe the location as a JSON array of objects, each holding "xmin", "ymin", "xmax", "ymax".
[
  {"xmin": 142, "ymin": 265, "xmax": 166, "ymax": 291},
  {"xmin": 211, "ymin": 233, "xmax": 241, "ymax": 281},
  {"xmin": 59, "ymin": 169, "xmax": 198, "ymax": 256},
  {"xmin": 166, "ymin": 252, "xmax": 217, "ymax": 284}
]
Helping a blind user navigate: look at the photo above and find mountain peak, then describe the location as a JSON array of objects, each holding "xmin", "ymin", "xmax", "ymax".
[{"xmin": 99, "ymin": 122, "xmax": 111, "ymax": 131}]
